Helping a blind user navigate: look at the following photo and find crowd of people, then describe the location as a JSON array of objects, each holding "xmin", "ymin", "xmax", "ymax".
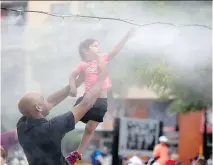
[
  {"xmin": 0, "ymin": 130, "xmax": 27, "ymax": 165},
  {"xmin": 1, "ymin": 129, "xmax": 212, "ymax": 165},
  {"xmin": 120, "ymin": 136, "xmax": 211, "ymax": 165}
]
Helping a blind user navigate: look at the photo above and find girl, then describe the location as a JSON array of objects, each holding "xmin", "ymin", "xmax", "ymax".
[{"xmin": 66, "ymin": 28, "xmax": 135, "ymax": 165}]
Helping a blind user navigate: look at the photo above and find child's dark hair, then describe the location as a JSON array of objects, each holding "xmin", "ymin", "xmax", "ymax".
[{"xmin": 78, "ymin": 38, "xmax": 97, "ymax": 60}]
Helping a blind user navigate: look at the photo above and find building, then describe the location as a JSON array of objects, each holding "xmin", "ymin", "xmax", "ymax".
[{"xmin": 27, "ymin": 1, "xmax": 81, "ymax": 26}]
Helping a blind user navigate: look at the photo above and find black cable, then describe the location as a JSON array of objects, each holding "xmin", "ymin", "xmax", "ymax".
[{"xmin": 1, "ymin": 7, "xmax": 212, "ymax": 30}]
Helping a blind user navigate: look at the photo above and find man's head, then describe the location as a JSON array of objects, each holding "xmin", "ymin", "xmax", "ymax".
[
  {"xmin": 102, "ymin": 146, "xmax": 108, "ymax": 155},
  {"xmin": 18, "ymin": 92, "xmax": 50, "ymax": 118},
  {"xmin": 159, "ymin": 136, "xmax": 168, "ymax": 145},
  {"xmin": 78, "ymin": 39, "xmax": 100, "ymax": 61}
]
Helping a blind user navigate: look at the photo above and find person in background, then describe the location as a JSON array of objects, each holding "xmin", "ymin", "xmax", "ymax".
[
  {"xmin": 126, "ymin": 155, "xmax": 144, "ymax": 165},
  {"xmin": 152, "ymin": 136, "xmax": 169, "ymax": 165},
  {"xmin": 190, "ymin": 154, "xmax": 200, "ymax": 165},
  {"xmin": 1, "ymin": 130, "xmax": 18, "ymax": 153},
  {"xmin": 120, "ymin": 156, "xmax": 128, "ymax": 165},
  {"xmin": 195, "ymin": 158, "xmax": 207, "ymax": 165},
  {"xmin": 146, "ymin": 157, "xmax": 156, "ymax": 165},
  {"xmin": 165, "ymin": 153, "xmax": 181, "ymax": 165},
  {"xmin": 118, "ymin": 155, "xmax": 128, "ymax": 165},
  {"xmin": 91, "ymin": 146, "xmax": 108, "ymax": 165},
  {"xmin": 1, "ymin": 146, "xmax": 7, "ymax": 165},
  {"xmin": 9, "ymin": 144, "xmax": 28, "ymax": 165},
  {"xmin": 207, "ymin": 154, "xmax": 212, "ymax": 165},
  {"xmin": 102, "ymin": 147, "xmax": 111, "ymax": 165}
]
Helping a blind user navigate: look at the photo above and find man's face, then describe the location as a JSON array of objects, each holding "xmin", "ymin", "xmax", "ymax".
[
  {"xmin": 35, "ymin": 95, "xmax": 50, "ymax": 117},
  {"xmin": 102, "ymin": 147, "xmax": 108, "ymax": 155}
]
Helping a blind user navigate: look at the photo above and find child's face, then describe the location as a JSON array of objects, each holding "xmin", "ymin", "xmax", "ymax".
[{"xmin": 87, "ymin": 41, "xmax": 100, "ymax": 57}]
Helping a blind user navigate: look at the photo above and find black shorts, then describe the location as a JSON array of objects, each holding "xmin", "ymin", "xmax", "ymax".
[{"xmin": 74, "ymin": 97, "xmax": 108, "ymax": 123}]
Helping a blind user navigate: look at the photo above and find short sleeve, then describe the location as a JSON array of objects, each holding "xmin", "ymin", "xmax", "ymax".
[
  {"xmin": 95, "ymin": 150, "xmax": 102, "ymax": 158},
  {"xmin": 45, "ymin": 112, "xmax": 75, "ymax": 138},
  {"xmin": 73, "ymin": 62, "xmax": 87, "ymax": 74}
]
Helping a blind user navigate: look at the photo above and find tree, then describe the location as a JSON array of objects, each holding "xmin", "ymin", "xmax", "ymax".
[{"xmin": 110, "ymin": 54, "xmax": 212, "ymax": 113}]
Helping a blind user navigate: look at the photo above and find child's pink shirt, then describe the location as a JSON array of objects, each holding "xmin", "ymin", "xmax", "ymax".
[{"xmin": 73, "ymin": 53, "xmax": 112, "ymax": 92}]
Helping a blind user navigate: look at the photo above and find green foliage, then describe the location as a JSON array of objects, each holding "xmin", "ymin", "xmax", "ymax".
[{"xmin": 110, "ymin": 54, "xmax": 212, "ymax": 113}]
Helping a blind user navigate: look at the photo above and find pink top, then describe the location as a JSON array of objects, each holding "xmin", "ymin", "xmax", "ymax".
[
  {"xmin": 74, "ymin": 53, "xmax": 112, "ymax": 92},
  {"xmin": 153, "ymin": 144, "xmax": 169, "ymax": 165}
]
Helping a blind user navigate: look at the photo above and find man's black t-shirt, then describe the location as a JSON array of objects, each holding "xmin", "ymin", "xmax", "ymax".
[{"xmin": 17, "ymin": 112, "xmax": 75, "ymax": 165}]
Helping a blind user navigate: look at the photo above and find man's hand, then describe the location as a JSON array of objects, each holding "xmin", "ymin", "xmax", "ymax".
[{"xmin": 69, "ymin": 87, "xmax": 77, "ymax": 97}]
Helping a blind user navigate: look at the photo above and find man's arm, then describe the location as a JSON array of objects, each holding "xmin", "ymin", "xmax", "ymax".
[
  {"xmin": 46, "ymin": 72, "xmax": 84, "ymax": 110},
  {"xmin": 107, "ymin": 28, "xmax": 135, "ymax": 60},
  {"xmin": 46, "ymin": 85, "xmax": 70, "ymax": 111}
]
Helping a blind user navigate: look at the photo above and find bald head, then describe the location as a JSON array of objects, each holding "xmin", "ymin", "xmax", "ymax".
[{"xmin": 18, "ymin": 92, "xmax": 48, "ymax": 118}]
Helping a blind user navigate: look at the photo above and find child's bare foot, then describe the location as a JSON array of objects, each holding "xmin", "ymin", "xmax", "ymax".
[{"xmin": 66, "ymin": 151, "xmax": 81, "ymax": 165}]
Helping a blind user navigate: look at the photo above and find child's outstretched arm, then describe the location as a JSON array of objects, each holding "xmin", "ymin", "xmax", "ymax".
[{"xmin": 107, "ymin": 28, "xmax": 135, "ymax": 60}]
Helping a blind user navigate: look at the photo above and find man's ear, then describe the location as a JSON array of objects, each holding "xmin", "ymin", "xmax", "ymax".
[{"xmin": 36, "ymin": 105, "xmax": 42, "ymax": 112}]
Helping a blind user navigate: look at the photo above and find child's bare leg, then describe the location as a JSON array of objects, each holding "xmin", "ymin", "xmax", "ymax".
[{"xmin": 77, "ymin": 120, "xmax": 99, "ymax": 155}]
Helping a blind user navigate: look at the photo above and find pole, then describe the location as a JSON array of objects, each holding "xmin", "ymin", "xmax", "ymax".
[
  {"xmin": 203, "ymin": 110, "xmax": 208, "ymax": 159},
  {"xmin": 112, "ymin": 118, "xmax": 120, "ymax": 165}
]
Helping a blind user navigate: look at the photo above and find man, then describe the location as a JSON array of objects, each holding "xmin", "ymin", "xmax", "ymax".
[
  {"xmin": 127, "ymin": 155, "xmax": 144, "ymax": 165},
  {"xmin": 91, "ymin": 146, "xmax": 108, "ymax": 165},
  {"xmin": 165, "ymin": 153, "xmax": 181, "ymax": 165},
  {"xmin": 17, "ymin": 65, "xmax": 108, "ymax": 165},
  {"xmin": 152, "ymin": 136, "xmax": 169, "ymax": 165},
  {"xmin": 207, "ymin": 154, "xmax": 212, "ymax": 165}
]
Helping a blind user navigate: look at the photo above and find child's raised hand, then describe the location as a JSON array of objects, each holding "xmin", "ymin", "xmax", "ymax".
[{"xmin": 127, "ymin": 28, "xmax": 136, "ymax": 39}]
